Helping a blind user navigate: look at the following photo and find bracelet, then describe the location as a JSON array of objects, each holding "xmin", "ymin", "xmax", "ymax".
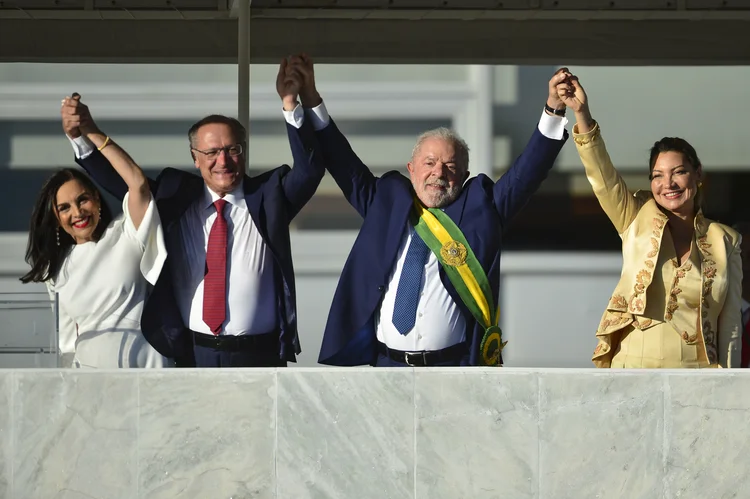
[
  {"xmin": 97, "ymin": 136, "xmax": 111, "ymax": 151},
  {"xmin": 544, "ymin": 104, "xmax": 566, "ymax": 116}
]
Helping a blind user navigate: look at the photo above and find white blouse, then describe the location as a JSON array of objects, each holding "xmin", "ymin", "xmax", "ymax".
[{"xmin": 47, "ymin": 192, "xmax": 168, "ymax": 368}]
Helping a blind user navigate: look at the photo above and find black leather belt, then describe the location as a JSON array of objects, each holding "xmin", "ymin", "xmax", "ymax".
[
  {"xmin": 192, "ymin": 330, "xmax": 278, "ymax": 353},
  {"xmin": 377, "ymin": 342, "xmax": 467, "ymax": 366}
]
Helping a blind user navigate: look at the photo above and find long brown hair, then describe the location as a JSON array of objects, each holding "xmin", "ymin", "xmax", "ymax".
[{"xmin": 20, "ymin": 169, "xmax": 112, "ymax": 283}]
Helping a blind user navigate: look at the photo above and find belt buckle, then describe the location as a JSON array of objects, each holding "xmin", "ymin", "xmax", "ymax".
[{"xmin": 403, "ymin": 351, "xmax": 425, "ymax": 367}]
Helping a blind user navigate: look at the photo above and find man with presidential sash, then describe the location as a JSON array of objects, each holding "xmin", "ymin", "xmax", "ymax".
[{"xmin": 287, "ymin": 55, "xmax": 572, "ymax": 366}]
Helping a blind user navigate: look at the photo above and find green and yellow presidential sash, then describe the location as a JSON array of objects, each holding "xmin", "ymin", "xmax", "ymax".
[{"xmin": 412, "ymin": 199, "xmax": 506, "ymax": 366}]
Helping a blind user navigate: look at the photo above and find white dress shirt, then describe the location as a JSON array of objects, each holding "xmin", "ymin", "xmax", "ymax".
[
  {"xmin": 286, "ymin": 101, "xmax": 567, "ymax": 351},
  {"xmin": 169, "ymin": 184, "xmax": 277, "ymax": 336}
]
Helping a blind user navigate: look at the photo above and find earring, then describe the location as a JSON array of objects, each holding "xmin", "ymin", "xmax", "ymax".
[
  {"xmin": 698, "ymin": 181, "xmax": 703, "ymax": 187},
  {"xmin": 56, "ymin": 227, "xmax": 60, "ymax": 247}
]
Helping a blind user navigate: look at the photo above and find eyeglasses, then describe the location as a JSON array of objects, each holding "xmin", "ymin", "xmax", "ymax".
[{"xmin": 191, "ymin": 144, "xmax": 243, "ymax": 160}]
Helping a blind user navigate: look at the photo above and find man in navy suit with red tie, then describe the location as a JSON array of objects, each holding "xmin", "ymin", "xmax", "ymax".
[
  {"xmin": 61, "ymin": 60, "xmax": 323, "ymax": 367},
  {"xmin": 285, "ymin": 55, "xmax": 573, "ymax": 367}
]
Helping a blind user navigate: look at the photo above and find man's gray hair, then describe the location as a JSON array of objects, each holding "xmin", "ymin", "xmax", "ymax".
[{"xmin": 411, "ymin": 127, "xmax": 470, "ymax": 172}]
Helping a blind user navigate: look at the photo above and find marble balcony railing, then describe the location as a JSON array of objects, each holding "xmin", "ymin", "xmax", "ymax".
[{"xmin": 0, "ymin": 368, "xmax": 749, "ymax": 499}]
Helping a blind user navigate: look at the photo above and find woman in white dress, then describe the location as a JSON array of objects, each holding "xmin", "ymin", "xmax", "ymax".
[{"xmin": 20, "ymin": 96, "xmax": 168, "ymax": 368}]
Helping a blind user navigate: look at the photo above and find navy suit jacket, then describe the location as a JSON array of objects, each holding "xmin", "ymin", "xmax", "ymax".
[
  {"xmin": 317, "ymin": 118, "xmax": 567, "ymax": 366},
  {"xmin": 76, "ymin": 121, "xmax": 323, "ymax": 362}
]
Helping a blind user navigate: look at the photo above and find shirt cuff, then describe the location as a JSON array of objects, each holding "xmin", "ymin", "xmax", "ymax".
[
  {"xmin": 537, "ymin": 109, "xmax": 568, "ymax": 141},
  {"xmin": 282, "ymin": 101, "xmax": 331, "ymax": 131},
  {"xmin": 282, "ymin": 103, "xmax": 305, "ymax": 129},
  {"xmin": 67, "ymin": 134, "xmax": 96, "ymax": 160},
  {"xmin": 304, "ymin": 101, "xmax": 331, "ymax": 131}
]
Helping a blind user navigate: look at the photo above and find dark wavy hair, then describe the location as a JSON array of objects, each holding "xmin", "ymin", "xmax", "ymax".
[
  {"xmin": 648, "ymin": 137, "xmax": 701, "ymax": 174},
  {"xmin": 20, "ymin": 168, "xmax": 113, "ymax": 284},
  {"xmin": 648, "ymin": 137, "xmax": 704, "ymax": 210}
]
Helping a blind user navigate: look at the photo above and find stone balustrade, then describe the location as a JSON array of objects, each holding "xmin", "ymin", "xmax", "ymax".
[{"xmin": 1, "ymin": 368, "xmax": 749, "ymax": 498}]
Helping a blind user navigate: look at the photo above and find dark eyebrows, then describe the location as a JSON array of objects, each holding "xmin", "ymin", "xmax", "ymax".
[
  {"xmin": 652, "ymin": 164, "xmax": 687, "ymax": 174},
  {"xmin": 56, "ymin": 192, "xmax": 90, "ymax": 211}
]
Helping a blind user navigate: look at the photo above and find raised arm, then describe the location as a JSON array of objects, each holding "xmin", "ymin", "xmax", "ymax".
[
  {"xmin": 291, "ymin": 54, "xmax": 377, "ymax": 218},
  {"xmin": 273, "ymin": 58, "xmax": 326, "ymax": 219},
  {"xmin": 560, "ymin": 78, "xmax": 641, "ymax": 234},
  {"xmin": 492, "ymin": 70, "xmax": 569, "ymax": 227},
  {"xmin": 62, "ymin": 94, "xmax": 151, "ymax": 228}
]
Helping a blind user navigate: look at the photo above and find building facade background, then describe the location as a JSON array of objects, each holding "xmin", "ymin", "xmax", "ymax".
[{"xmin": 0, "ymin": 63, "xmax": 748, "ymax": 367}]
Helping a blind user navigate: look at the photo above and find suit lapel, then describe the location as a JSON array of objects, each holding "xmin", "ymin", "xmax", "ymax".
[
  {"xmin": 382, "ymin": 185, "xmax": 414, "ymax": 277},
  {"xmin": 160, "ymin": 174, "xmax": 203, "ymax": 233},
  {"xmin": 441, "ymin": 185, "xmax": 469, "ymax": 228},
  {"xmin": 242, "ymin": 174, "xmax": 264, "ymax": 235}
]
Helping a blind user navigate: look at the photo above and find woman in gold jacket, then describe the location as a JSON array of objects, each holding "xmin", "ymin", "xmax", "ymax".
[{"xmin": 558, "ymin": 76, "xmax": 742, "ymax": 368}]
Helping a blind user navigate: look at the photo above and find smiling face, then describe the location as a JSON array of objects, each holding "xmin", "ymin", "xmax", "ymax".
[
  {"xmin": 55, "ymin": 179, "xmax": 101, "ymax": 244},
  {"xmin": 192, "ymin": 122, "xmax": 245, "ymax": 196},
  {"xmin": 649, "ymin": 150, "xmax": 702, "ymax": 217},
  {"xmin": 407, "ymin": 136, "xmax": 469, "ymax": 208}
]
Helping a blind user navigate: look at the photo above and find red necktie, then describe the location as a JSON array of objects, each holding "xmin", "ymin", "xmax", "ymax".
[
  {"xmin": 203, "ymin": 199, "xmax": 228, "ymax": 335},
  {"xmin": 742, "ymin": 312, "xmax": 750, "ymax": 368}
]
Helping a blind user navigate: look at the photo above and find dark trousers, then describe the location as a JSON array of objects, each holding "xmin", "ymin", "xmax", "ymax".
[
  {"xmin": 184, "ymin": 330, "xmax": 286, "ymax": 368},
  {"xmin": 193, "ymin": 345, "xmax": 286, "ymax": 367}
]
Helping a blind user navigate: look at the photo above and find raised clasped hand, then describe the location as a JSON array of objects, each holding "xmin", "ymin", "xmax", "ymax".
[
  {"xmin": 61, "ymin": 93, "xmax": 98, "ymax": 138},
  {"xmin": 276, "ymin": 58, "xmax": 303, "ymax": 111},
  {"xmin": 547, "ymin": 67, "xmax": 573, "ymax": 112},
  {"xmin": 555, "ymin": 72, "xmax": 587, "ymax": 114},
  {"xmin": 286, "ymin": 54, "xmax": 320, "ymax": 107}
]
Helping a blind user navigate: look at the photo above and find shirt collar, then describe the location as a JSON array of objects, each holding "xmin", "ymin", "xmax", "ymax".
[
  {"xmin": 202, "ymin": 181, "xmax": 247, "ymax": 212},
  {"xmin": 742, "ymin": 298, "xmax": 750, "ymax": 315}
]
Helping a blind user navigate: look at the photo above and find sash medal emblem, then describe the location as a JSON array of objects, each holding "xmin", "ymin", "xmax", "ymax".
[{"xmin": 440, "ymin": 240, "xmax": 467, "ymax": 267}]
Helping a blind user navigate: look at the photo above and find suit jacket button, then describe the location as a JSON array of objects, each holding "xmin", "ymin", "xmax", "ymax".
[{"xmin": 377, "ymin": 285, "xmax": 385, "ymax": 292}]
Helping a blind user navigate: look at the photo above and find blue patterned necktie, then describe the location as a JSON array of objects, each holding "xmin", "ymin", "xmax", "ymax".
[{"xmin": 391, "ymin": 232, "xmax": 430, "ymax": 335}]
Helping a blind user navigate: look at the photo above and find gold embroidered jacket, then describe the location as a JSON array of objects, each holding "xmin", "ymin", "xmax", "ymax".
[{"xmin": 574, "ymin": 122, "xmax": 742, "ymax": 368}]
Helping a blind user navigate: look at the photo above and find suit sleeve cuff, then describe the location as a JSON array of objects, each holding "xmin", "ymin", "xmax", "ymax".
[
  {"xmin": 68, "ymin": 134, "xmax": 96, "ymax": 159},
  {"xmin": 304, "ymin": 101, "xmax": 331, "ymax": 131},
  {"xmin": 537, "ymin": 110, "xmax": 568, "ymax": 141}
]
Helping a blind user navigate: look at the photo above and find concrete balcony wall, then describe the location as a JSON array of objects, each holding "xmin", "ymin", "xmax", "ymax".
[{"xmin": 0, "ymin": 368, "xmax": 748, "ymax": 498}]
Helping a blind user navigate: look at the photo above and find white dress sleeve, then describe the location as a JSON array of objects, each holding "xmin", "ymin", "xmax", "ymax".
[
  {"xmin": 45, "ymin": 280, "xmax": 77, "ymax": 357},
  {"xmin": 121, "ymin": 191, "xmax": 167, "ymax": 285}
]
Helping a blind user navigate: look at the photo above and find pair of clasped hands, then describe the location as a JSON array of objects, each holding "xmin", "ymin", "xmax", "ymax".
[
  {"xmin": 546, "ymin": 67, "xmax": 588, "ymax": 116},
  {"xmin": 276, "ymin": 53, "xmax": 322, "ymax": 112}
]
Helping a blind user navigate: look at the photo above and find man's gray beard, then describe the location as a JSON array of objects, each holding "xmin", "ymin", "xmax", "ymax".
[{"xmin": 426, "ymin": 185, "xmax": 462, "ymax": 208}]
